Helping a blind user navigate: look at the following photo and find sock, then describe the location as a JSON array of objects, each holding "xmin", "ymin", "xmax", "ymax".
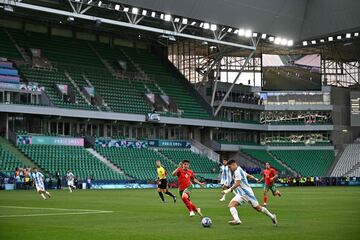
[
  {"xmin": 165, "ymin": 191, "xmax": 175, "ymax": 198},
  {"xmin": 40, "ymin": 193, "xmax": 46, "ymax": 200},
  {"xmin": 190, "ymin": 202, "xmax": 198, "ymax": 212},
  {"xmin": 181, "ymin": 195, "xmax": 192, "ymax": 212},
  {"xmin": 69, "ymin": 186, "xmax": 72, "ymax": 192},
  {"xmin": 45, "ymin": 191, "xmax": 51, "ymax": 197},
  {"xmin": 158, "ymin": 192, "xmax": 165, "ymax": 202},
  {"xmin": 261, "ymin": 206, "xmax": 274, "ymax": 219},
  {"xmin": 221, "ymin": 192, "xmax": 226, "ymax": 200},
  {"xmin": 264, "ymin": 195, "xmax": 267, "ymax": 204},
  {"xmin": 230, "ymin": 207, "xmax": 240, "ymax": 221}
]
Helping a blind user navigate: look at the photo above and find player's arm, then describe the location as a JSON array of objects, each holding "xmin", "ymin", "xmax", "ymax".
[
  {"xmin": 257, "ymin": 177, "xmax": 264, "ymax": 183},
  {"xmin": 172, "ymin": 163, "xmax": 182, "ymax": 176},
  {"xmin": 271, "ymin": 173, "xmax": 278, "ymax": 182},
  {"xmin": 192, "ymin": 177, "xmax": 205, "ymax": 187},
  {"xmin": 222, "ymin": 179, "xmax": 240, "ymax": 194},
  {"xmin": 246, "ymin": 173, "xmax": 259, "ymax": 182}
]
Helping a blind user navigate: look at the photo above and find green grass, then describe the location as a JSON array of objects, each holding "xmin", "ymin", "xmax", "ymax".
[{"xmin": 0, "ymin": 187, "xmax": 360, "ymax": 240}]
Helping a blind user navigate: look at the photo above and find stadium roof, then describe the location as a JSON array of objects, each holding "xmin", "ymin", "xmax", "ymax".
[{"xmin": 114, "ymin": 0, "xmax": 360, "ymax": 41}]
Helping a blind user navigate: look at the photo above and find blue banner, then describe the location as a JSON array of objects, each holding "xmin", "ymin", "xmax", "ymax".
[{"xmin": 148, "ymin": 140, "xmax": 191, "ymax": 148}]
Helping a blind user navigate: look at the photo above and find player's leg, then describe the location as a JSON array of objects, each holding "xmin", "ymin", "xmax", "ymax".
[
  {"xmin": 164, "ymin": 184, "xmax": 176, "ymax": 203},
  {"xmin": 68, "ymin": 182, "xmax": 73, "ymax": 192},
  {"xmin": 37, "ymin": 188, "xmax": 47, "ymax": 200},
  {"xmin": 157, "ymin": 187, "xmax": 166, "ymax": 203},
  {"xmin": 253, "ymin": 201, "xmax": 277, "ymax": 226},
  {"xmin": 228, "ymin": 195, "xmax": 242, "ymax": 225},
  {"xmin": 181, "ymin": 190, "xmax": 201, "ymax": 217},
  {"xmin": 271, "ymin": 185, "xmax": 281, "ymax": 197},
  {"xmin": 263, "ymin": 187, "xmax": 269, "ymax": 206}
]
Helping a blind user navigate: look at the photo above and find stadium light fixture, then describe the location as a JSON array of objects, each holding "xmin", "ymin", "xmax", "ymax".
[
  {"xmin": 320, "ymin": 39, "xmax": 325, "ymax": 43},
  {"xmin": 182, "ymin": 18, "xmax": 188, "ymax": 24},
  {"xmin": 280, "ymin": 38, "xmax": 287, "ymax": 45},
  {"xmin": 233, "ymin": 29, "xmax": 239, "ymax": 34},
  {"xmin": 160, "ymin": 14, "xmax": 164, "ymax": 20},
  {"xmin": 210, "ymin": 24, "xmax": 217, "ymax": 31},
  {"xmin": 268, "ymin": 36, "xmax": 274, "ymax": 42},
  {"xmin": 190, "ymin": 21, "xmax": 196, "ymax": 26},
  {"xmin": 274, "ymin": 37, "xmax": 281, "ymax": 44},
  {"xmin": 151, "ymin": 11, "xmax": 156, "ymax": 17},
  {"xmin": 227, "ymin": 28, "xmax": 233, "ymax": 33},
  {"xmin": 74, "ymin": 0, "xmax": 81, "ymax": 2},
  {"xmin": 199, "ymin": 22, "xmax": 204, "ymax": 28},
  {"xmin": 123, "ymin": 7, "xmax": 129, "ymax": 12},
  {"xmin": 238, "ymin": 29, "xmax": 245, "ymax": 36},
  {"xmin": 261, "ymin": 33, "xmax": 267, "ymax": 39},
  {"xmin": 203, "ymin": 23, "xmax": 210, "ymax": 29},
  {"xmin": 114, "ymin": 4, "xmax": 120, "ymax": 11},
  {"xmin": 164, "ymin": 14, "xmax": 171, "ymax": 22},
  {"xmin": 302, "ymin": 41, "xmax": 308, "ymax": 46},
  {"xmin": 142, "ymin": 10, "xmax": 147, "ymax": 16},
  {"xmin": 174, "ymin": 17, "xmax": 180, "ymax": 23},
  {"xmin": 328, "ymin": 36, "xmax": 333, "ymax": 41},
  {"xmin": 337, "ymin": 35, "xmax": 342, "ymax": 40},
  {"xmin": 132, "ymin": 8, "xmax": 139, "ymax": 15},
  {"xmin": 346, "ymin": 33, "xmax": 351, "ymax": 39},
  {"xmin": 245, "ymin": 30, "xmax": 252, "ymax": 38},
  {"xmin": 97, "ymin": 1, "xmax": 102, "ymax": 7},
  {"xmin": 354, "ymin": 32, "xmax": 359, "ymax": 37},
  {"xmin": 311, "ymin": 40, "xmax": 316, "ymax": 44},
  {"xmin": 286, "ymin": 40, "xmax": 293, "ymax": 46},
  {"xmin": 252, "ymin": 32, "xmax": 258, "ymax": 37},
  {"xmin": 87, "ymin": 0, "xmax": 93, "ymax": 4}
]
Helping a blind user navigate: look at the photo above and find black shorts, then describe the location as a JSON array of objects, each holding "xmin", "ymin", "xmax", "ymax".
[{"xmin": 158, "ymin": 179, "xmax": 167, "ymax": 189}]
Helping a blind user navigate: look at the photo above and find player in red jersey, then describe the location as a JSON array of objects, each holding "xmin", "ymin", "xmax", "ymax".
[
  {"xmin": 172, "ymin": 160, "xmax": 205, "ymax": 217},
  {"xmin": 258, "ymin": 162, "xmax": 281, "ymax": 206}
]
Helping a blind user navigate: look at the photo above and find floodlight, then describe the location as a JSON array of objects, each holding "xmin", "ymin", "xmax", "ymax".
[
  {"xmin": 238, "ymin": 29, "xmax": 245, "ymax": 36},
  {"xmin": 123, "ymin": 7, "xmax": 129, "ymax": 12},
  {"xmin": 268, "ymin": 36, "xmax": 274, "ymax": 42},
  {"xmin": 320, "ymin": 39, "xmax": 325, "ymax": 43},
  {"xmin": 142, "ymin": 10, "xmax": 147, "ymax": 16},
  {"xmin": 210, "ymin": 24, "xmax": 217, "ymax": 31},
  {"xmin": 164, "ymin": 14, "xmax": 171, "ymax": 21},
  {"xmin": 311, "ymin": 40, "xmax": 316, "ymax": 44},
  {"xmin": 97, "ymin": 1, "xmax": 102, "ymax": 7},
  {"xmin": 261, "ymin": 33, "xmax": 267, "ymax": 39},
  {"xmin": 114, "ymin": 4, "xmax": 120, "ymax": 11},
  {"xmin": 174, "ymin": 18, "xmax": 180, "ymax": 23},
  {"xmin": 160, "ymin": 14, "xmax": 164, "ymax": 19},
  {"xmin": 337, "ymin": 35, "xmax": 342, "ymax": 40},
  {"xmin": 233, "ymin": 29, "xmax": 239, "ymax": 34},
  {"xmin": 151, "ymin": 12, "xmax": 156, "ymax": 17},
  {"xmin": 346, "ymin": 33, "xmax": 351, "ymax": 38},
  {"xmin": 252, "ymin": 32, "xmax": 258, "ymax": 37},
  {"xmin": 280, "ymin": 38, "xmax": 287, "ymax": 45},
  {"xmin": 354, "ymin": 32, "xmax": 359, "ymax": 37},
  {"xmin": 245, "ymin": 30, "xmax": 252, "ymax": 38},
  {"xmin": 328, "ymin": 36, "xmax": 333, "ymax": 41},
  {"xmin": 302, "ymin": 41, "xmax": 308, "ymax": 46},
  {"xmin": 190, "ymin": 21, "xmax": 196, "ymax": 26},
  {"xmin": 182, "ymin": 18, "xmax": 188, "ymax": 24},
  {"xmin": 132, "ymin": 8, "xmax": 138, "ymax": 14},
  {"xmin": 286, "ymin": 40, "xmax": 293, "ymax": 46},
  {"xmin": 274, "ymin": 37, "xmax": 281, "ymax": 44},
  {"xmin": 227, "ymin": 28, "xmax": 233, "ymax": 33},
  {"xmin": 87, "ymin": 0, "xmax": 93, "ymax": 4},
  {"xmin": 203, "ymin": 23, "xmax": 210, "ymax": 29}
]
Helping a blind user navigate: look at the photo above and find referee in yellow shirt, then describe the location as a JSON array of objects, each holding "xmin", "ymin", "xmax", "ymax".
[{"xmin": 156, "ymin": 160, "xmax": 176, "ymax": 203}]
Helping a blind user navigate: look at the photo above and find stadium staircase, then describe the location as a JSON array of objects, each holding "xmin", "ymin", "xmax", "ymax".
[
  {"xmin": 331, "ymin": 144, "xmax": 360, "ymax": 177},
  {"xmin": 267, "ymin": 151, "xmax": 299, "ymax": 176},
  {"xmin": 17, "ymin": 144, "xmax": 129, "ymax": 181},
  {"xmin": 86, "ymin": 148, "xmax": 133, "ymax": 179},
  {"xmin": 0, "ymin": 137, "xmax": 44, "ymax": 176}
]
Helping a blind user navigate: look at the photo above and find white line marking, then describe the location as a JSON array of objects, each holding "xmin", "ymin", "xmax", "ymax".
[
  {"xmin": 0, "ymin": 205, "xmax": 111, "ymax": 212},
  {"xmin": 0, "ymin": 211, "xmax": 113, "ymax": 218}
]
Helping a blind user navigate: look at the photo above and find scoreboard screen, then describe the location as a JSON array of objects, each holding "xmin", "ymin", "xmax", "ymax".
[{"xmin": 351, "ymin": 91, "xmax": 360, "ymax": 126}]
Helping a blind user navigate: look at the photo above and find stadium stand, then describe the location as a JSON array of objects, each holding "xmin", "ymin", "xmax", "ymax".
[
  {"xmin": 0, "ymin": 29, "xmax": 22, "ymax": 60},
  {"xmin": 95, "ymin": 147, "xmax": 177, "ymax": 181},
  {"xmin": 331, "ymin": 144, "xmax": 360, "ymax": 177},
  {"xmin": 18, "ymin": 145, "xmax": 128, "ymax": 180},
  {"xmin": 0, "ymin": 144, "xmax": 27, "ymax": 177},
  {"xmin": 271, "ymin": 150, "xmax": 334, "ymax": 176},
  {"xmin": 240, "ymin": 149, "xmax": 288, "ymax": 173}
]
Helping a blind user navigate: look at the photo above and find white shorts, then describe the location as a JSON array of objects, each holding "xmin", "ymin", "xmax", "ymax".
[
  {"xmin": 35, "ymin": 184, "xmax": 45, "ymax": 192},
  {"xmin": 67, "ymin": 180, "xmax": 74, "ymax": 186},
  {"xmin": 231, "ymin": 193, "xmax": 259, "ymax": 208},
  {"xmin": 220, "ymin": 179, "xmax": 229, "ymax": 186}
]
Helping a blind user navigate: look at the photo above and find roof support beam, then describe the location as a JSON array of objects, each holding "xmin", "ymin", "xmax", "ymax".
[{"xmin": 0, "ymin": 1, "xmax": 256, "ymax": 51}]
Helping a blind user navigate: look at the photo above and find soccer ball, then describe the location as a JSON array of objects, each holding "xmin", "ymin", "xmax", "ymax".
[{"xmin": 201, "ymin": 217, "xmax": 212, "ymax": 228}]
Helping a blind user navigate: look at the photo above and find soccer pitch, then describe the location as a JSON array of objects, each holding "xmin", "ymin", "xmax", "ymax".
[{"xmin": 0, "ymin": 187, "xmax": 359, "ymax": 240}]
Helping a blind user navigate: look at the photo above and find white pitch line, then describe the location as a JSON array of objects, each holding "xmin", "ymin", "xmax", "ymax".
[
  {"xmin": 0, "ymin": 205, "xmax": 111, "ymax": 212},
  {"xmin": 0, "ymin": 211, "xmax": 113, "ymax": 218}
]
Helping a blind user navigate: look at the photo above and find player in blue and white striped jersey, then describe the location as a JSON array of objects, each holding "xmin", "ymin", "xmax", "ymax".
[
  {"xmin": 32, "ymin": 167, "xmax": 51, "ymax": 200},
  {"xmin": 222, "ymin": 160, "xmax": 277, "ymax": 226},
  {"xmin": 219, "ymin": 159, "xmax": 233, "ymax": 202}
]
